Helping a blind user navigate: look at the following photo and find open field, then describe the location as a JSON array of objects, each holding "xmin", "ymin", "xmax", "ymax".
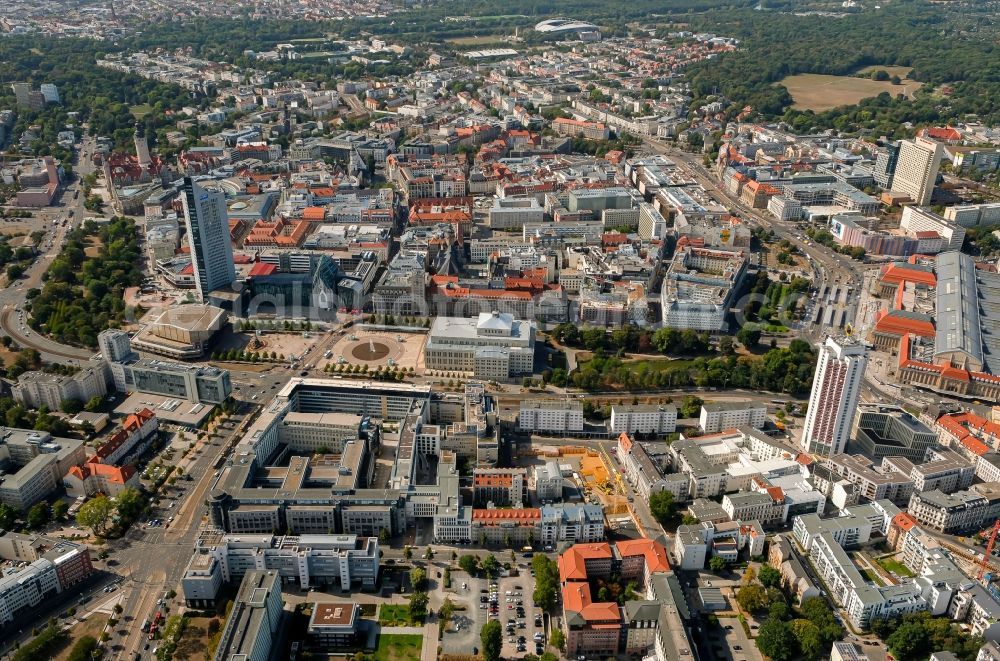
[
  {"xmin": 780, "ymin": 73, "xmax": 921, "ymax": 111},
  {"xmin": 172, "ymin": 616, "xmax": 218, "ymax": 661},
  {"xmin": 445, "ymin": 35, "xmax": 509, "ymax": 46},
  {"xmin": 373, "ymin": 634, "xmax": 423, "ymax": 661}
]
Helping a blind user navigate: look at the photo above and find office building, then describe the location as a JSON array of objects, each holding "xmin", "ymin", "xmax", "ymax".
[
  {"xmin": 182, "ymin": 177, "xmax": 236, "ymax": 300},
  {"xmin": 661, "ymin": 246, "xmax": 748, "ymax": 331},
  {"xmin": 489, "ymin": 197, "xmax": 544, "ymax": 230},
  {"xmin": 893, "ymin": 137, "xmax": 943, "ymax": 206},
  {"xmin": 801, "ymin": 336, "xmax": 868, "ymax": 456},
  {"xmin": 874, "ymin": 142, "xmax": 900, "ymax": 189},
  {"xmin": 848, "ymin": 404, "xmax": 939, "ymax": 462},
  {"xmin": 699, "ymin": 402, "xmax": 767, "ymax": 434},
  {"xmin": 518, "ymin": 400, "xmax": 584, "ymax": 434},
  {"xmin": 111, "ymin": 359, "xmax": 231, "ymax": 404},
  {"xmin": 899, "ymin": 207, "xmax": 965, "ymax": 252},
  {"xmin": 424, "ymin": 312, "xmax": 536, "ymax": 381},
  {"xmin": 308, "ymin": 603, "xmax": 362, "ymax": 648},
  {"xmin": 213, "ymin": 570, "xmax": 283, "ymax": 661}
]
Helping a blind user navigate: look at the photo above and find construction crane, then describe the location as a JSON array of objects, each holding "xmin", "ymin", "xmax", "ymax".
[{"xmin": 978, "ymin": 519, "xmax": 1000, "ymax": 582}]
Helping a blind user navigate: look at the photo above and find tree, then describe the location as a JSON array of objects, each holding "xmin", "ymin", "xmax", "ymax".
[
  {"xmin": 439, "ymin": 597, "xmax": 456, "ymax": 627},
  {"xmin": 736, "ymin": 584, "xmax": 768, "ymax": 613},
  {"xmin": 737, "ymin": 326, "xmax": 761, "ymax": 348},
  {"xmin": 481, "ymin": 620, "xmax": 503, "ymax": 661},
  {"xmin": 26, "ymin": 502, "xmax": 50, "ymax": 530},
  {"xmin": 378, "ymin": 528, "xmax": 389, "ymax": 544},
  {"xmin": 742, "ymin": 566, "xmax": 756, "ymax": 585},
  {"xmin": 60, "ymin": 398, "xmax": 83, "ymax": 414},
  {"xmin": 886, "ymin": 620, "xmax": 931, "ymax": 660},
  {"xmin": 648, "ymin": 490, "xmax": 675, "ymax": 525},
  {"xmin": 759, "ymin": 564, "xmax": 782, "ymax": 588},
  {"xmin": 403, "ymin": 545, "xmax": 412, "ymax": 560},
  {"xmin": 410, "ymin": 567, "xmax": 427, "ymax": 591},
  {"xmin": 549, "ymin": 627, "xmax": 565, "ymax": 651},
  {"xmin": 408, "ymin": 590, "xmax": 429, "ymax": 621},
  {"xmin": 115, "ymin": 487, "xmax": 143, "ymax": 521},
  {"xmin": 709, "ymin": 555, "xmax": 727, "ymax": 572},
  {"xmin": 481, "ymin": 554, "xmax": 500, "ymax": 578},
  {"xmin": 756, "ymin": 618, "xmax": 798, "ymax": 661},
  {"xmin": 52, "ymin": 500, "xmax": 69, "ymax": 521},
  {"xmin": 77, "ymin": 495, "xmax": 115, "ymax": 536},
  {"xmin": 790, "ymin": 619, "xmax": 824, "ymax": 661},
  {"xmin": 0, "ymin": 503, "xmax": 17, "ymax": 530},
  {"xmin": 532, "ymin": 555, "xmax": 560, "ymax": 612},
  {"xmin": 459, "ymin": 554, "xmax": 479, "ymax": 576},
  {"xmin": 424, "ymin": 547, "xmax": 434, "ymax": 560}
]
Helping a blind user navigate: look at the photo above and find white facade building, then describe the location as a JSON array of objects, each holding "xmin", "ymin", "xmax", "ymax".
[
  {"xmin": 610, "ymin": 404, "xmax": 677, "ymax": 436},
  {"xmin": 519, "ymin": 400, "xmax": 584, "ymax": 433},
  {"xmin": 801, "ymin": 336, "xmax": 868, "ymax": 456},
  {"xmin": 893, "ymin": 137, "xmax": 943, "ymax": 206},
  {"xmin": 424, "ymin": 312, "xmax": 536, "ymax": 380},
  {"xmin": 699, "ymin": 402, "xmax": 767, "ymax": 434}
]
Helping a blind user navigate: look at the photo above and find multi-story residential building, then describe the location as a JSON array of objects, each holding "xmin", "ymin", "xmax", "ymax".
[
  {"xmin": 519, "ymin": 400, "xmax": 584, "ymax": 434},
  {"xmin": 721, "ymin": 492, "xmax": 784, "ymax": 526},
  {"xmin": 609, "ymin": 405, "xmax": 677, "ymax": 437},
  {"xmin": 0, "ymin": 543, "xmax": 92, "ymax": 625},
  {"xmin": 874, "ymin": 141, "xmax": 900, "ymax": 189},
  {"xmin": 823, "ymin": 454, "xmax": 914, "ymax": 505},
  {"xmin": 899, "ymin": 207, "xmax": 966, "ymax": 252},
  {"xmin": 534, "ymin": 462, "xmax": 564, "ymax": 502},
  {"xmin": 12, "ymin": 363, "xmax": 109, "ymax": 411},
  {"xmin": 698, "ymin": 402, "xmax": 766, "ymax": 434},
  {"xmin": 424, "ymin": 312, "xmax": 536, "ymax": 381},
  {"xmin": 539, "ymin": 504, "xmax": 605, "ymax": 545},
  {"xmin": 553, "ymin": 117, "xmax": 610, "ymax": 140},
  {"xmin": 182, "ymin": 177, "xmax": 236, "ymax": 300},
  {"xmin": 801, "ymin": 336, "xmax": 868, "ymax": 456},
  {"xmin": 473, "ymin": 468, "xmax": 527, "ymax": 507},
  {"xmin": 906, "ymin": 484, "xmax": 1000, "ymax": 534},
  {"xmin": 616, "ymin": 433, "xmax": 686, "ymax": 500},
  {"xmin": 0, "ymin": 430, "xmax": 85, "ymax": 511},
  {"xmin": 892, "ymin": 137, "xmax": 943, "ymax": 206},
  {"xmin": 558, "ymin": 539, "xmax": 671, "ymax": 657},
  {"xmin": 213, "ymin": 570, "xmax": 283, "ymax": 661},
  {"xmin": 885, "ymin": 449, "xmax": 974, "ymax": 494},
  {"xmin": 673, "ymin": 520, "xmax": 766, "ymax": 570}
]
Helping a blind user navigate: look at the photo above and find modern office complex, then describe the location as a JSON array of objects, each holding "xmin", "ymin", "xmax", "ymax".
[
  {"xmin": 801, "ymin": 336, "xmax": 868, "ymax": 456},
  {"xmin": 0, "ymin": 430, "xmax": 85, "ymax": 510},
  {"xmin": 182, "ymin": 176, "xmax": 236, "ymax": 300},
  {"xmin": 847, "ymin": 404, "xmax": 939, "ymax": 462},
  {"xmin": 110, "ymin": 358, "xmax": 232, "ymax": 404}
]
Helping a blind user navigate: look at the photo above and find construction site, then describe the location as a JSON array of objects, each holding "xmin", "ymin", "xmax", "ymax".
[{"xmin": 517, "ymin": 443, "xmax": 647, "ymax": 535}]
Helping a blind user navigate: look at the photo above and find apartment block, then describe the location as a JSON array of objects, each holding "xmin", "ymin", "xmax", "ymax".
[
  {"xmin": 213, "ymin": 570, "xmax": 282, "ymax": 661},
  {"xmin": 519, "ymin": 400, "xmax": 584, "ymax": 434},
  {"xmin": 906, "ymin": 484, "xmax": 1000, "ymax": 534},
  {"xmin": 699, "ymin": 402, "xmax": 766, "ymax": 434},
  {"xmin": 610, "ymin": 404, "xmax": 677, "ymax": 436}
]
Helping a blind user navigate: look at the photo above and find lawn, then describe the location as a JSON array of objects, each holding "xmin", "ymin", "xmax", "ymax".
[
  {"xmin": 860, "ymin": 568, "xmax": 884, "ymax": 585},
  {"xmin": 779, "ymin": 73, "xmax": 921, "ymax": 111},
  {"xmin": 373, "ymin": 634, "xmax": 423, "ymax": 661},
  {"xmin": 577, "ymin": 355, "xmax": 695, "ymax": 375},
  {"xmin": 379, "ymin": 604, "xmax": 416, "ymax": 626},
  {"xmin": 129, "ymin": 103, "xmax": 154, "ymax": 118},
  {"xmin": 877, "ymin": 557, "xmax": 915, "ymax": 578}
]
